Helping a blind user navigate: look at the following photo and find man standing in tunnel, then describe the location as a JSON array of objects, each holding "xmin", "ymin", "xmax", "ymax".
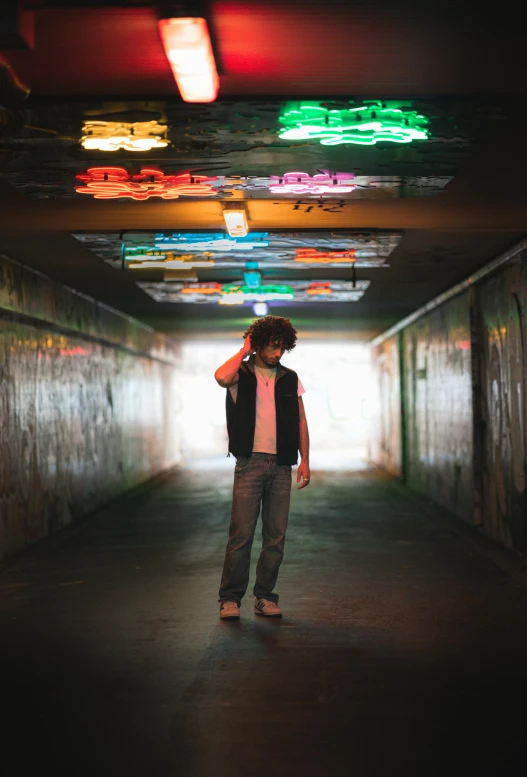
[{"xmin": 214, "ymin": 315, "xmax": 311, "ymax": 620}]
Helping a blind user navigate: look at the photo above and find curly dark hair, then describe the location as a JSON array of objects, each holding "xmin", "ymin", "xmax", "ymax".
[{"xmin": 244, "ymin": 315, "xmax": 297, "ymax": 351}]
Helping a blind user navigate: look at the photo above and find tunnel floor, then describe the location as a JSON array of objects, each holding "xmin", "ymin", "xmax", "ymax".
[{"xmin": 1, "ymin": 461, "xmax": 527, "ymax": 777}]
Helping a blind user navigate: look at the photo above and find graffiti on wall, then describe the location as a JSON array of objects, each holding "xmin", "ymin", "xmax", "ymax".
[
  {"xmin": 0, "ymin": 254, "xmax": 182, "ymax": 560},
  {"xmin": 402, "ymin": 294, "xmax": 474, "ymax": 523},
  {"xmin": 479, "ymin": 260, "xmax": 527, "ymax": 554}
]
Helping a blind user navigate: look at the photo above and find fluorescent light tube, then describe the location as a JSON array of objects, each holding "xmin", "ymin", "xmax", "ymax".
[
  {"xmin": 223, "ymin": 208, "xmax": 249, "ymax": 238},
  {"xmin": 158, "ymin": 17, "xmax": 219, "ymax": 103}
]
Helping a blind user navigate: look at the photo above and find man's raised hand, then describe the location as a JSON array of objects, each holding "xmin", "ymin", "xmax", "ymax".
[{"xmin": 242, "ymin": 334, "xmax": 254, "ymax": 355}]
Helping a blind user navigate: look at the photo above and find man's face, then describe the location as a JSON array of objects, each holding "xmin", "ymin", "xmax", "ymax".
[{"xmin": 258, "ymin": 340, "xmax": 286, "ymax": 367}]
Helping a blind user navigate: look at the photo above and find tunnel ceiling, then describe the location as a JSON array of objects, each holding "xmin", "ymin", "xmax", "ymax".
[{"xmin": 0, "ymin": 1, "xmax": 526, "ymax": 340}]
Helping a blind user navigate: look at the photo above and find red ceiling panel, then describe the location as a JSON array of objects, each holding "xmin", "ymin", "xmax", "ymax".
[
  {"xmin": 213, "ymin": 1, "xmax": 426, "ymax": 92},
  {"xmin": 4, "ymin": 2, "xmax": 524, "ymax": 97},
  {"xmin": 7, "ymin": 8, "xmax": 176, "ymax": 96}
]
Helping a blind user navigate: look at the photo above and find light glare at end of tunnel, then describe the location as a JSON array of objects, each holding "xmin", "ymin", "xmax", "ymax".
[{"xmin": 177, "ymin": 340, "xmax": 379, "ymax": 469}]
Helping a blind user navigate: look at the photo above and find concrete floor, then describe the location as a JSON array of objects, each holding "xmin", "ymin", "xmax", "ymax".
[{"xmin": 1, "ymin": 461, "xmax": 527, "ymax": 777}]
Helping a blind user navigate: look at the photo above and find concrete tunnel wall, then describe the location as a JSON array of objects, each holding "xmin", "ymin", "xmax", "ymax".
[
  {"xmin": 0, "ymin": 253, "xmax": 183, "ymax": 561},
  {"xmin": 478, "ymin": 259, "xmax": 527, "ymax": 552},
  {"xmin": 368, "ymin": 335, "xmax": 402, "ymax": 477},
  {"xmin": 372, "ymin": 245, "xmax": 527, "ymax": 556},
  {"xmin": 402, "ymin": 293, "xmax": 474, "ymax": 524}
]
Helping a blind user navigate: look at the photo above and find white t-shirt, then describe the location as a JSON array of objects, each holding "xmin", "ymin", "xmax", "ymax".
[{"xmin": 229, "ymin": 364, "xmax": 305, "ymax": 454}]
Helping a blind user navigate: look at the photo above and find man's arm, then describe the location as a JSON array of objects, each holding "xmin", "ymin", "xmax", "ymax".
[
  {"xmin": 214, "ymin": 335, "xmax": 253, "ymax": 387},
  {"xmin": 297, "ymin": 396, "xmax": 311, "ymax": 489}
]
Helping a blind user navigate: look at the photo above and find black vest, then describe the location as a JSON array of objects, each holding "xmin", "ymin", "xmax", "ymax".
[{"xmin": 226, "ymin": 358, "xmax": 300, "ymax": 465}]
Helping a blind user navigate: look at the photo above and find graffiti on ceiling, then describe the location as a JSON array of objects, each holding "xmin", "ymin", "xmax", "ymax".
[{"xmin": 72, "ymin": 230, "xmax": 402, "ymax": 270}]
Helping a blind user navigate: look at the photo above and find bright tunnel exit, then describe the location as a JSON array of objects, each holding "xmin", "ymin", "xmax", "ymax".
[{"xmin": 177, "ymin": 340, "xmax": 378, "ymax": 470}]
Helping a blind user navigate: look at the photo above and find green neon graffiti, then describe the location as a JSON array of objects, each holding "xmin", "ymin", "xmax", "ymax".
[{"xmin": 278, "ymin": 102, "xmax": 429, "ymax": 146}]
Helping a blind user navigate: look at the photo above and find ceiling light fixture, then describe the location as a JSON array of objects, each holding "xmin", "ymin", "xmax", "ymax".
[
  {"xmin": 222, "ymin": 204, "xmax": 249, "ymax": 238},
  {"xmin": 244, "ymin": 271, "xmax": 262, "ymax": 289},
  {"xmin": 128, "ymin": 258, "xmax": 215, "ymax": 269},
  {"xmin": 154, "ymin": 233, "xmax": 267, "ymax": 251},
  {"xmin": 136, "ymin": 280, "xmax": 370, "ymax": 304},
  {"xmin": 181, "ymin": 282, "xmax": 223, "ymax": 294},
  {"xmin": 80, "ymin": 121, "xmax": 168, "ymax": 152},
  {"xmin": 75, "ymin": 167, "xmax": 218, "ymax": 200},
  {"xmin": 219, "ymin": 283, "xmax": 294, "ymax": 304},
  {"xmin": 269, "ymin": 170, "xmax": 355, "ymax": 194},
  {"xmin": 253, "ymin": 302, "xmax": 269, "ymax": 316},
  {"xmin": 306, "ymin": 282, "xmax": 333, "ymax": 296},
  {"xmin": 294, "ymin": 248, "xmax": 357, "ymax": 264},
  {"xmin": 279, "ymin": 102, "xmax": 429, "ymax": 146},
  {"xmin": 158, "ymin": 17, "xmax": 219, "ymax": 103}
]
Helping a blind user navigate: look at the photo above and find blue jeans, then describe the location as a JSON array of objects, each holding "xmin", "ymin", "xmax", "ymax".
[{"xmin": 219, "ymin": 453, "xmax": 293, "ymax": 605}]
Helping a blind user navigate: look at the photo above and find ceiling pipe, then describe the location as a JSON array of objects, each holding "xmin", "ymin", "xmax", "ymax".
[{"xmin": 370, "ymin": 237, "xmax": 527, "ymax": 347}]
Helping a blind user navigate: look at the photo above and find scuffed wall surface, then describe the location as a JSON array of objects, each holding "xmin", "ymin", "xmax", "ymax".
[
  {"xmin": 0, "ymin": 255, "xmax": 182, "ymax": 560},
  {"xmin": 0, "ymin": 253, "xmax": 174, "ymax": 360},
  {"xmin": 402, "ymin": 294, "xmax": 473, "ymax": 523},
  {"xmin": 478, "ymin": 260, "xmax": 527, "ymax": 553},
  {"xmin": 371, "ymin": 336, "xmax": 402, "ymax": 475}
]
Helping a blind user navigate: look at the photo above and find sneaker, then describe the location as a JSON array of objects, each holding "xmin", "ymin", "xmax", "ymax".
[
  {"xmin": 254, "ymin": 597, "xmax": 282, "ymax": 617},
  {"xmin": 220, "ymin": 601, "xmax": 240, "ymax": 620}
]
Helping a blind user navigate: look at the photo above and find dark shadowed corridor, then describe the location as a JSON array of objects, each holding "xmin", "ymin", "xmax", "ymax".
[{"xmin": 2, "ymin": 461, "xmax": 527, "ymax": 777}]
